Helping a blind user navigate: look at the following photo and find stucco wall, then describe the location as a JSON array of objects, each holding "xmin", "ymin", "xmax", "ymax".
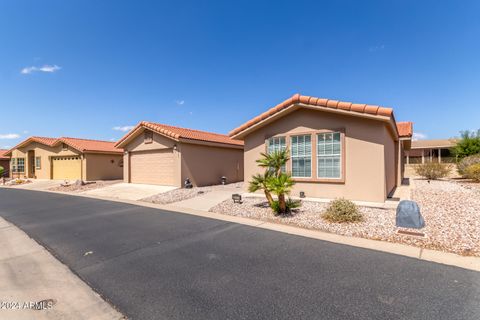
[
  {"xmin": 242, "ymin": 108, "xmax": 393, "ymax": 202},
  {"xmin": 10, "ymin": 142, "xmax": 81, "ymax": 179},
  {"xmin": 384, "ymin": 126, "xmax": 397, "ymax": 197},
  {"xmin": 85, "ymin": 153, "xmax": 123, "ymax": 181},
  {"xmin": 180, "ymin": 142, "xmax": 244, "ymax": 187}
]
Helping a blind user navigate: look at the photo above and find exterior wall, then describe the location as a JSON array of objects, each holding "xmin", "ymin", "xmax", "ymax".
[
  {"xmin": 383, "ymin": 126, "xmax": 397, "ymax": 197},
  {"xmin": 84, "ymin": 153, "xmax": 123, "ymax": 181},
  {"xmin": 180, "ymin": 142, "xmax": 244, "ymax": 187},
  {"xmin": 9, "ymin": 142, "xmax": 82, "ymax": 179},
  {"xmin": 123, "ymin": 129, "xmax": 182, "ymax": 186},
  {"xmin": 243, "ymin": 108, "xmax": 393, "ymax": 202}
]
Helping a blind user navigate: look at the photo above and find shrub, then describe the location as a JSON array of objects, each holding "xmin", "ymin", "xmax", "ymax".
[
  {"xmin": 451, "ymin": 130, "xmax": 480, "ymax": 158},
  {"xmin": 270, "ymin": 198, "xmax": 301, "ymax": 215},
  {"xmin": 465, "ymin": 163, "xmax": 480, "ymax": 182},
  {"xmin": 414, "ymin": 162, "xmax": 451, "ymax": 180},
  {"xmin": 457, "ymin": 154, "xmax": 480, "ymax": 176},
  {"xmin": 0, "ymin": 166, "xmax": 3, "ymax": 177},
  {"xmin": 322, "ymin": 198, "xmax": 363, "ymax": 223}
]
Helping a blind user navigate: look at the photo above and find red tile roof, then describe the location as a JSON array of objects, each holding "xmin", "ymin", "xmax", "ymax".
[
  {"xmin": 5, "ymin": 136, "xmax": 122, "ymax": 155},
  {"xmin": 115, "ymin": 121, "xmax": 244, "ymax": 148},
  {"xmin": 397, "ymin": 122, "xmax": 413, "ymax": 138},
  {"xmin": 229, "ymin": 93, "xmax": 396, "ymax": 137},
  {"xmin": 0, "ymin": 149, "xmax": 10, "ymax": 160}
]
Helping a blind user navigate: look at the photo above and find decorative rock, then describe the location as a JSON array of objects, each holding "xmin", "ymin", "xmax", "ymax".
[{"xmin": 396, "ymin": 200, "xmax": 425, "ymax": 229}]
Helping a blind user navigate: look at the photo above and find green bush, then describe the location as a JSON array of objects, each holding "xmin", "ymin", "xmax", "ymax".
[
  {"xmin": 0, "ymin": 166, "xmax": 3, "ymax": 177},
  {"xmin": 270, "ymin": 198, "xmax": 301, "ymax": 215},
  {"xmin": 465, "ymin": 163, "xmax": 480, "ymax": 182},
  {"xmin": 322, "ymin": 198, "xmax": 363, "ymax": 223},
  {"xmin": 451, "ymin": 130, "xmax": 480, "ymax": 158},
  {"xmin": 457, "ymin": 154, "xmax": 480, "ymax": 176},
  {"xmin": 414, "ymin": 162, "xmax": 451, "ymax": 180}
]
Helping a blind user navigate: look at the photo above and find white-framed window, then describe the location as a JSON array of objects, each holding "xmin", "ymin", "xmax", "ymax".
[
  {"xmin": 12, "ymin": 158, "xmax": 25, "ymax": 173},
  {"xmin": 291, "ymin": 135, "xmax": 312, "ymax": 178},
  {"xmin": 317, "ymin": 132, "xmax": 342, "ymax": 179},
  {"xmin": 35, "ymin": 157, "xmax": 41, "ymax": 169}
]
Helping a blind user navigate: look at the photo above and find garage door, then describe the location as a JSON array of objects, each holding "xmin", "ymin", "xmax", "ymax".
[
  {"xmin": 52, "ymin": 156, "xmax": 82, "ymax": 180},
  {"xmin": 130, "ymin": 149, "xmax": 175, "ymax": 185}
]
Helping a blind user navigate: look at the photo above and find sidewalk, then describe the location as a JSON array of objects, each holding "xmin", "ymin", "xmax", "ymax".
[{"xmin": 0, "ymin": 217, "xmax": 123, "ymax": 320}]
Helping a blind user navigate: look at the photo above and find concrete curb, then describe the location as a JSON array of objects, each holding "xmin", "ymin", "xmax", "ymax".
[{"xmin": 2, "ymin": 186, "xmax": 479, "ymax": 272}]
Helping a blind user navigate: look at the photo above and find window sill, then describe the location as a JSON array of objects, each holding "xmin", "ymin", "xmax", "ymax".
[{"xmin": 292, "ymin": 177, "xmax": 345, "ymax": 184}]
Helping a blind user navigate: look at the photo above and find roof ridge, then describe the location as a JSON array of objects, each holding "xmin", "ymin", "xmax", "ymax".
[
  {"xmin": 144, "ymin": 121, "xmax": 231, "ymax": 137},
  {"xmin": 60, "ymin": 136, "xmax": 116, "ymax": 143}
]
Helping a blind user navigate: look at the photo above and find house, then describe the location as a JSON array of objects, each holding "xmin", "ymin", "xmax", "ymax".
[
  {"xmin": 115, "ymin": 121, "xmax": 244, "ymax": 187},
  {"xmin": 229, "ymin": 94, "xmax": 413, "ymax": 203},
  {"xmin": 0, "ymin": 149, "xmax": 10, "ymax": 177},
  {"xmin": 406, "ymin": 139, "xmax": 457, "ymax": 164},
  {"xmin": 5, "ymin": 137, "xmax": 123, "ymax": 181}
]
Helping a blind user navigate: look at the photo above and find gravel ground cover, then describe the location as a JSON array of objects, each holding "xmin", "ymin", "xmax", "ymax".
[
  {"xmin": 141, "ymin": 182, "xmax": 244, "ymax": 205},
  {"xmin": 49, "ymin": 180, "xmax": 121, "ymax": 193},
  {"xmin": 210, "ymin": 179, "xmax": 480, "ymax": 256}
]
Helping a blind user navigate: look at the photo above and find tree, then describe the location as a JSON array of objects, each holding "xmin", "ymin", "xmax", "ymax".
[
  {"xmin": 256, "ymin": 149, "xmax": 290, "ymax": 176},
  {"xmin": 248, "ymin": 171, "xmax": 274, "ymax": 206},
  {"xmin": 451, "ymin": 130, "xmax": 480, "ymax": 159},
  {"xmin": 266, "ymin": 172, "xmax": 295, "ymax": 214}
]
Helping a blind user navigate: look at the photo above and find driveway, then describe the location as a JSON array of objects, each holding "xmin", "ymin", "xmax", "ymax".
[
  {"xmin": 80, "ymin": 182, "xmax": 177, "ymax": 201},
  {"xmin": 0, "ymin": 189, "xmax": 479, "ymax": 320},
  {"xmin": 2, "ymin": 179, "xmax": 63, "ymax": 191}
]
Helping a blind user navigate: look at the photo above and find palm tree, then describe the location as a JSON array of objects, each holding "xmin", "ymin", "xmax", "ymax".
[
  {"xmin": 248, "ymin": 171, "xmax": 274, "ymax": 206},
  {"xmin": 256, "ymin": 149, "xmax": 290, "ymax": 176},
  {"xmin": 266, "ymin": 172, "xmax": 295, "ymax": 214}
]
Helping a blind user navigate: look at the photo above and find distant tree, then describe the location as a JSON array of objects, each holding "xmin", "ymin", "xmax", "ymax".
[{"xmin": 451, "ymin": 129, "xmax": 480, "ymax": 159}]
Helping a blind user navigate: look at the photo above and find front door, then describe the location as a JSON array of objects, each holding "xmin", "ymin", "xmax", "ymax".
[{"xmin": 28, "ymin": 150, "xmax": 35, "ymax": 178}]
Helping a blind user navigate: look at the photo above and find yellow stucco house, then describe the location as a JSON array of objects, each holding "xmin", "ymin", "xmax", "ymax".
[{"xmin": 5, "ymin": 136, "xmax": 123, "ymax": 181}]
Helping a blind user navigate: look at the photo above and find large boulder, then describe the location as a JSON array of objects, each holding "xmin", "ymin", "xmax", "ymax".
[{"xmin": 396, "ymin": 200, "xmax": 425, "ymax": 229}]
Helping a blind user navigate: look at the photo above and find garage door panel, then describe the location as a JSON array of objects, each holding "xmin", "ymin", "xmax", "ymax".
[
  {"xmin": 130, "ymin": 149, "xmax": 175, "ymax": 185},
  {"xmin": 52, "ymin": 156, "xmax": 81, "ymax": 180}
]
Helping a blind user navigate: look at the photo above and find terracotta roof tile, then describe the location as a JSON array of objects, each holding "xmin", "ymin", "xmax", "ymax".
[
  {"xmin": 116, "ymin": 121, "xmax": 244, "ymax": 148},
  {"xmin": 229, "ymin": 94, "xmax": 395, "ymax": 137},
  {"xmin": 0, "ymin": 149, "xmax": 10, "ymax": 160},
  {"xmin": 397, "ymin": 122, "xmax": 413, "ymax": 138},
  {"xmin": 5, "ymin": 136, "xmax": 121, "ymax": 155}
]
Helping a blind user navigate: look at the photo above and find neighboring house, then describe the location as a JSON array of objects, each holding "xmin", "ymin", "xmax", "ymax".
[
  {"xmin": 406, "ymin": 139, "xmax": 457, "ymax": 164},
  {"xmin": 115, "ymin": 121, "xmax": 244, "ymax": 187},
  {"xmin": 5, "ymin": 137, "xmax": 123, "ymax": 181},
  {"xmin": 229, "ymin": 94, "xmax": 413, "ymax": 203},
  {"xmin": 0, "ymin": 149, "xmax": 10, "ymax": 177}
]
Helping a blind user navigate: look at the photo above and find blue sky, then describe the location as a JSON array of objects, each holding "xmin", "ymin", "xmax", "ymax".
[{"xmin": 1, "ymin": 0, "xmax": 479, "ymax": 149}]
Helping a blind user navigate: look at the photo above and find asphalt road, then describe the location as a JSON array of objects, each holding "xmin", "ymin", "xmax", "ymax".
[{"xmin": 0, "ymin": 189, "xmax": 479, "ymax": 320}]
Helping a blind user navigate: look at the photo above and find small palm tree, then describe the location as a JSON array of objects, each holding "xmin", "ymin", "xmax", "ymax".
[
  {"xmin": 266, "ymin": 172, "xmax": 295, "ymax": 214},
  {"xmin": 256, "ymin": 149, "xmax": 290, "ymax": 176},
  {"xmin": 248, "ymin": 171, "xmax": 274, "ymax": 206}
]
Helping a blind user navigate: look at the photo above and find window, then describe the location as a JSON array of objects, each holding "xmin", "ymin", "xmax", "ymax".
[
  {"xmin": 317, "ymin": 132, "xmax": 341, "ymax": 179},
  {"xmin": 291, "ymin": 135, "xmax": 311, "ymax": 177},
  {"xmin": 144, "ymin": 130, "xmax": 153, "ymax": 144},
  {"xmin": 12, "ymin": 158, "xmax": 25, "ymax": 173},
  {"xmin": 267, "ymin": 136, "xmax": 286, "ymax": 172},
  {"xmin": 35, "ymin": 157, "xmax": 41, "ymax": 169}
]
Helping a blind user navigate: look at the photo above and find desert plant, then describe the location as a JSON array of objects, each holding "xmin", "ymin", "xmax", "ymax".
[
  {"xmin": 270, "ymin": 198, "xmax": 302, "ymax": 215},
  {"xmin": 465, "ymin": 163, "xmax": 480, "ymax": 182},
  {"xmin": 266, "ymin": 172, "xmax": 296, "ymax": 214},
  {"xmin": 322, "ymin": 198, "xmax": 363, "ymax": 223},
  {"xmin": 248, "ymin": 171, "xmax": 274, "ymax": 206},
  {"xmin": 451, "ymin": 129, "xmax": 480, "ymax": 158},
  {"xmin": 414, "ymin": 162, "xmax": 451, "ymax": 180},
  {"xmin": 256, "ymin": 149, "xmax": 290, "ymax": 175},
  {"xmin": 457, "ymin": 154, "xmax": 480, "ymax": 176}
]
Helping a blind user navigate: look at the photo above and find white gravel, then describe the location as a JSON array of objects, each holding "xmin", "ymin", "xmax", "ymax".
[
  {"xmin": 141, "ymin": 182, "xmax": 244, "ymax": 205},
  {"xmin": 210, "ymin": 179, "xmax": 480, "ymax": 256}
]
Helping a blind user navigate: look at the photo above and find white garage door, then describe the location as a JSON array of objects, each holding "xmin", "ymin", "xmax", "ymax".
[{"xmin": 130, "ymin": 149, "xmax": 175, "ymax": 185}]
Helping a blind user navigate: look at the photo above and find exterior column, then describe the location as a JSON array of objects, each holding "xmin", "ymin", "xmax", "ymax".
[
  {"xmin": 438, "ymin": 148, "xmax": 441, "ymax": 163},
  {"xmin": 422, "ymin": 150, "xmax": 425, "ymax": 164},
  {"xmin": 430, "ymin": 149, "xmax": 433, "ymax": 162},
  {"xmin": 406, "ymin": 152, "xmax": 410, "ymax": 165}
]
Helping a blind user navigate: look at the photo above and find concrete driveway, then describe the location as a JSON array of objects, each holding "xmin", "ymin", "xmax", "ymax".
[
  {"xmin": 80, "ymin": 182, "xmax": 177, "ymax": 201},
  {"xmin": 1, "ymin": 188, "xmax": 479, "ymax": 320}
]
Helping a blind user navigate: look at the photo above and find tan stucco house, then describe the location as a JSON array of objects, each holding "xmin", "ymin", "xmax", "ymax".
[
  {"xmin": 229, "ymin": 94, "xmax": 413, "ymax": 203},
  {"xmin": 115, "ymin": 121, "xmax": 244, "ymax": 187},
  {"xmin": 5, "ymin": 137, "xmax": 123, "ymax": 181}
]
